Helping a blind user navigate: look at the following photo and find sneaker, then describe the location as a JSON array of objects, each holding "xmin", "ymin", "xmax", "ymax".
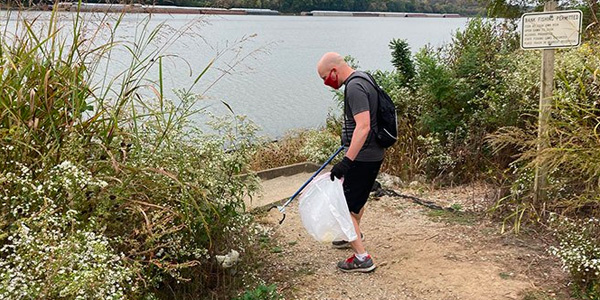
[
  {"xmin": 332, "ymin": 233, "xmax": 365, "ymax": 249},
  {"xmin": 337, "ymin": 254, "xmax": 376, "ymax": 273}
]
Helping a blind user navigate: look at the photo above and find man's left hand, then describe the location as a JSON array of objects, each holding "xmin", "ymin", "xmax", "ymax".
[{"xmin": 330, "ymin": 157, "xmax": 353, "ymax": 181}]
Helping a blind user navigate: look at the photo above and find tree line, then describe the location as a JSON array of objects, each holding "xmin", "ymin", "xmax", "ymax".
[{"xmin": 151, "ymin": 0, "xmax": 487, "ymax": 15}]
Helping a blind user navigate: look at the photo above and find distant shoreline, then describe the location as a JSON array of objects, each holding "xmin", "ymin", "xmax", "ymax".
[{"xmin": 10, "ymin": 3, "xmax": 462, "ymax": 18}]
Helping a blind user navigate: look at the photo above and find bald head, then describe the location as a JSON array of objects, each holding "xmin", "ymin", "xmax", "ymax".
[
  {"xmin": 317, "ymin": 52, "xmax": 345, "ymax": 76},
  {"xmin": 316, "ymin": 52, "xmax": 355, "ymax": 89}
]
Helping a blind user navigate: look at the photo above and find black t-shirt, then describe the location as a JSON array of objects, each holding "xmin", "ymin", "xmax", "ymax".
[{"xmin": 342, "ymin": 71, "xmax": 385, "ymax": 162}]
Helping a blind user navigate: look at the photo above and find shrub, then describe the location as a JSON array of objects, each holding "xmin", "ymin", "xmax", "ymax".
[
  {"xmin": 389, "ymin": 38, "xmax": 415, "ymax": 86},
  {"xmin": 413, "ymin": 45, "xmax": 457, "ymax": 137},
  {"xmin": 1, "ymin": 8, "xmax": 264, "ymax": 299},
  {"xmin": 367, "ymin": 18, "xmax": 521, "ymax": 183},
  {"xmin": 488, "ymin": 41, "xmax": 600, "ymax": 230}
]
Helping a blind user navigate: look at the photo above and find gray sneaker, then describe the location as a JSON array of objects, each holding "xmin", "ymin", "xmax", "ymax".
[
  {"xmin": 337, "ymin": 254, "xmax": 376, "ymax": 273},
  {"xmin": 331, "ymin": 233, "xmax": 365, "ymax": 249}
]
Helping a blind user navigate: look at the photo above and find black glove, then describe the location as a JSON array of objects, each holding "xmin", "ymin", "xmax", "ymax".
[{"xmin": 330, "ymin": 157, "xmax": 353, "ymax": 181}]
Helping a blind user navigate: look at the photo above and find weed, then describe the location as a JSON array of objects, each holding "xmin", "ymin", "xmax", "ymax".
[
  {"xmin": 426, "ymin": 210, "xmax": 477, "ymax": 226},
  {"xmin": 522, "ymin": 290, "xmax": 559, "ymax": 300},
  {"xmin": 233, "ymin": 284, "xmax": 282, "ymax": 300},
  {"xmin": 451, "ymin": 203, "xmax": 463, "ymax": 212}
]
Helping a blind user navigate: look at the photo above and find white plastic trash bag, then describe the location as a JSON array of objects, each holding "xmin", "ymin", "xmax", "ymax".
[{"xmin": 298, "ymin": 173, "xmax": 358, "ymax": 243}]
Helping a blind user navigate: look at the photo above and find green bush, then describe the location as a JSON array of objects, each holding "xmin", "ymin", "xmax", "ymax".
[
  {"xmin": 234, "ymin": 284, "xmax": 282, "ymax": 300},
  {"xmin": 389, "ymin": 38, "xmax": 415, "ymax": 86},
  {"xmin": 413, "ymin": 45, "xmax": 458, "ymax": 137},
  {"xmin": 367, "ymin": 18, "xmax": 521, "ymax": 183}
]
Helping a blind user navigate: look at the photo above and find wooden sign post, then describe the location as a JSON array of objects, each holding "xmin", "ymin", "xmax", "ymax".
[
  {"xmin": 520, "ymin": 2, "xmax": 582, "ymax": 204},
  {"xmin": 534, "ymin": 1, "xmax": 557, "ymax": 205}
]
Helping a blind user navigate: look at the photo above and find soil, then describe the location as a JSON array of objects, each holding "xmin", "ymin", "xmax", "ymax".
[{"xmin": 256, "ymin": 179, "xmax": 571, "ymax": 300}]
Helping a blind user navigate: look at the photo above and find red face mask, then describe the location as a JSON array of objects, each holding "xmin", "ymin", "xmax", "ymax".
[{"xmin": 324, "ymin": 69, "xmax": 340, "ymax": 90}]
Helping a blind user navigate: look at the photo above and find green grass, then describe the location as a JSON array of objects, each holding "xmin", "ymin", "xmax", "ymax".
[
  {"xmin": 521, "ymin": 290, "xmax": 560, "ymax": 300},
  {"xmin": 270, "ymin": 246, "xmax": 283, "ymax": 254},
  {"xmin": 425, "ymin": 209, "xmax": 477, "ymax": 226}
]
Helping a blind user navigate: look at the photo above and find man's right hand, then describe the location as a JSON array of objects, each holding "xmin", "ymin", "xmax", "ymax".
[{"xmin": 330, "ymin": 157, "xmax": 353, "ymax": 181}]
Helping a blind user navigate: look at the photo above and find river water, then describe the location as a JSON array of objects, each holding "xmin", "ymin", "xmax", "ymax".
[{"xmin": 3, "ymin": 12, "xmax": 469, "ymax": 138}]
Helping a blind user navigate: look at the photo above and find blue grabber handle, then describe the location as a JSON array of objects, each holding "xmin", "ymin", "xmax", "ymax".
[{"xmin": 269, "ymin": 145, "xmax": 345, "ymax": 224}]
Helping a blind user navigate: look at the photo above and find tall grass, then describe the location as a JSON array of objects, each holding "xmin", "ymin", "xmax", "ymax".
[{"xmin": 1, "ymin": 6, "xmax": 264, "ymax": 299}]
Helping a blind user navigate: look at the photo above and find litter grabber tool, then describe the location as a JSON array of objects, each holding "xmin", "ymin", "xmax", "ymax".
[{"xmin": 268, "ymin": 145, "xmax": 345, "ymax": 224}]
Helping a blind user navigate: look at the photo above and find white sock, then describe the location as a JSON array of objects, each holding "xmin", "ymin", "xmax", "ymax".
[{"xmin": 355, "ymin": 252, "xmax": 369, "ymax": 261}]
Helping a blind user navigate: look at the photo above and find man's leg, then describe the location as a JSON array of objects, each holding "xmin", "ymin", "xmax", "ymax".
[
  {"xmin": 336, "ymin": 160, "xmax": 381, "ymax": 272},
  {"xmin": 349, "ymin": 212, "xmax": 365, "ymax": 253},
  {"xmin": 338, "ymin": 209, "xmax": 375, "ymax": 273},
  {"xmin": 356, "ymin": 206, "xmax": 365, "ymax": 225}
]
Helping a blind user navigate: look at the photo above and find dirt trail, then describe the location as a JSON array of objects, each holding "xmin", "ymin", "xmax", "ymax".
[{"xmin": 257, "ymin": 181, "xmax": 569, "ymax": 300}]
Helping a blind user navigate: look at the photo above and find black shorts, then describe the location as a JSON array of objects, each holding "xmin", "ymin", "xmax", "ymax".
[{"xmin": 343, "ymin": 160, "xmax": 382, "ymax": 214}]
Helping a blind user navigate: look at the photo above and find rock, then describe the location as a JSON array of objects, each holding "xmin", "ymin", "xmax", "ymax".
[
  {"xmin": 379, "ymin": 261, "xmax": 389, "ymax": 267},
  {"xmin": 378, "ymin": 173, "xmax": 403, "ymax": 188}
]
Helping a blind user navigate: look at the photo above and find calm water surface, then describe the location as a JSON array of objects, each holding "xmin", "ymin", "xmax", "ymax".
[{"xmin": 4, "ymin": 13, "xmax": 469, "ymax": 137}]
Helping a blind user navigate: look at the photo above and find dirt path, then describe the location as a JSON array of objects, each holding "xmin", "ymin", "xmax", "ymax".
[{"xmin": 257, "ymin": 181, "xmax": 569, "ymax": 300}]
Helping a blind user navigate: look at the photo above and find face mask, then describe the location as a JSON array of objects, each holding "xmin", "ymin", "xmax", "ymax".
[{"xmin": 324, "ymin": 69, "xmax": 340, "ymax": 89}]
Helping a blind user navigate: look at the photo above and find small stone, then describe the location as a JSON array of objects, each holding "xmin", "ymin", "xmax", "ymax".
[{"xmin": 379, "ymin": 261, "xmax": 389, "ymax": 267}]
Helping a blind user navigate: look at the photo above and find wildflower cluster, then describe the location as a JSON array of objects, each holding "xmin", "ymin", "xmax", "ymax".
[
  {"xmin": 49, "ymin": 160, "xmax": 109, "ymax": 191},
  {"xmin": 300, "ymin": 129, "xmax": 340, "ymax": 164},
  {"xmin": 0, "ymin": 162, "xmax": 134, "ymax": 299},
  {"xmin": 507, "ymin": 164, "xmax": 534, "ymax": 198},
  {"xmin": 2, "ymin": 160, "xmax": 107, "ymax": 219},
  {"xmin": 418, "ymin": 134, "xmax": 456, "ymax": 178},
  {"xmin": 548, "ymin": 214, "xmax": 600, "ymax": 295}
]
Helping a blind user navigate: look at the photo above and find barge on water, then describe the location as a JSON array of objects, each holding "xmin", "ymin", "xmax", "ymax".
[{"xmin": 307, "ymin": 10, "xmax": 461, "ymax": 18}]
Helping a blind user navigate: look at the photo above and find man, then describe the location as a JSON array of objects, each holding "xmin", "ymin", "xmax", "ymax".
[{"xmin": 316, "ymin": 52, "xmax": 385, "ymax": 273}]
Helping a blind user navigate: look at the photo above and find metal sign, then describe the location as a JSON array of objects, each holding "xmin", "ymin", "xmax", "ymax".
[{"xmin": 521, "ymin": 10, "xmax": 583, "ymax": 50}]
